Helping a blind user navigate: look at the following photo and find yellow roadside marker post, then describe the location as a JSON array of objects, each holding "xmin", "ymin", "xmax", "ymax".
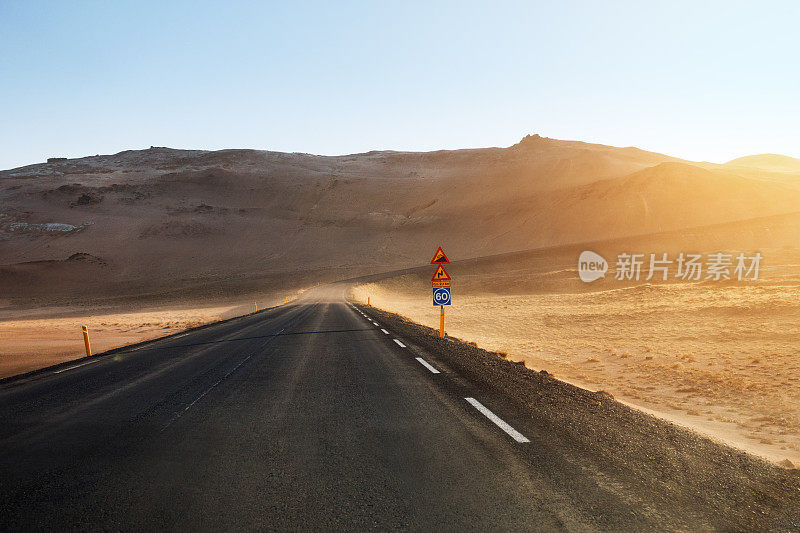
[
  {"xmin": 368, "ymin": 296, "xmax": 370, "ymax": 306},
  {"xmin": 81, "ymin": 324, "xmax": 92, "ymax": 357},
  {"xmin": 254, "ymin": 302, "xmax": 258, "ymax": 313},
  {"xmin": 430, "ymin": 246, "xmax": 451, "ymax": 339}
]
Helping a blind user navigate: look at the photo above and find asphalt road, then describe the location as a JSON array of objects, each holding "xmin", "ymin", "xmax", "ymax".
[
  {"xmin": 0, "ymin": 289, "xmax": 585, "ymax": 531},
  {"xmin": 7, "ymin": 288, "xmax": 786, "ymax": 531}
]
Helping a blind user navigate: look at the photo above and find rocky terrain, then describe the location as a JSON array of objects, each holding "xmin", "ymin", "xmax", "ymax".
[{"xmin": 3, "ymin": 135, "xmax": 799, "ymax": 311}]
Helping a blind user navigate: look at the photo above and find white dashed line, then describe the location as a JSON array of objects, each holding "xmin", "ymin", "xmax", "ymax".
[
  {"xmin": 465, "ymin": 397, "xmax": 530, "ymax": 443},
  {"xmin": 162, "ymin": 327, "xmax": 286, "ymax": 431},
  {"xmin": 53, "ymin": 360, "xmax": 98, "ymax": 374},
  {"xmin": 415, "ymin": 357, "xmax": 440, "ymax": 374},
  {"xmin": 393, "ymin": 339, "xmax": 406, "ymax": 348},
  {"xmin": 380, "ymin": 328, "xmax": 389, "ymax": 334}
]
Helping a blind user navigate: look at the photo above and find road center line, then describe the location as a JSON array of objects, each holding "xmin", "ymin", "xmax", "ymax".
[
  {"xmin": 415, "ymin": 357, "xmax": 440, "ymax": 374},
  {"xmin": 162, "ymin": 327, "xmax": 286, "ymax": 431},
  {"xmin": 380, "ymin": 328, "xmax": 389, "ymax": 334},
  {"xmin": 53, "ymin": 359, "xmax": 98, "ymax": 374},
  {"xmin": 465, "ymin": 397, "xmax": 530, "ymax": 443},
  {"xmin": 393, "ymin": 339, "xmax": 406, "ymax": 348}
]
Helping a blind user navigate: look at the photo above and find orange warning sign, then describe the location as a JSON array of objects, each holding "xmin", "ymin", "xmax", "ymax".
[
  {"xmin": 430, "ymin": 246, "xmax": 450, "ymax": 264},
  {"xmin": 431, "ymin": 264, "xmax": 451, "ymax": 282}
]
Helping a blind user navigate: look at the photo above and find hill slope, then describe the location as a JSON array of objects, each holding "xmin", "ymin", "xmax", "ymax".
[
  {"xmin": 1, "ymin": 136, "xmax": 798, "ymax": 307},
  {"xmin": 725, "ymin": 153, "xmax": 800, "ymax": 173}
]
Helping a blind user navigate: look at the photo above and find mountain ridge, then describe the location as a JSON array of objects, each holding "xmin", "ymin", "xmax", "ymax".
[{"xmin": 2, "ymin": 134, "xmax": 797, "ymax": 307}]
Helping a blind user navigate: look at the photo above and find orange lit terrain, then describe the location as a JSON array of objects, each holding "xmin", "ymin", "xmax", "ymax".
[
  {"xmin": 353, "ymin": 212, "xmax": 800, "ymax": 466},
  {"xmin": 3, "ymin": 137, "xmax": 800, "ymax": 467}
]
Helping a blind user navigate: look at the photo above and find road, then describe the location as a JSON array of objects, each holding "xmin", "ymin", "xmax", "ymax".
[
  {"xmin": 8, "ymin": 288, "xmax": 792, "ymax": 531},
  {"xmin": 1, "ymin": 288, "xmax": 591, "ymax": 531}
]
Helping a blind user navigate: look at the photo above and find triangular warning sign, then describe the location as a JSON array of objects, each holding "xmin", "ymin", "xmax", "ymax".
[
  {"xmin": 430, "ymin": 246, "xmax": 450, "ymax": 264},
  {"xmin": 431, "ymin": 264, "xmax": 451, "ymax": 282}
]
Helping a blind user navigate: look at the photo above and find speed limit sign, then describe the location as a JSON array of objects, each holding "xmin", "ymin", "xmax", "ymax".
[{"xmin": 432, "ymin": 287, "xmax": 451, "ymax": 306}]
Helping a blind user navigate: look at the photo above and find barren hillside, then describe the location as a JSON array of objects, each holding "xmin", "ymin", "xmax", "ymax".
[{"xmin": 2, "ymin": 135, "xmax": 798, "ymax": 309}]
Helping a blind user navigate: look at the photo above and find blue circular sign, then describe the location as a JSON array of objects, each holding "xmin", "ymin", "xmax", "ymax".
[{"xmin": 433, "ymin": 287, "xmax": 451, "ymax": 306}]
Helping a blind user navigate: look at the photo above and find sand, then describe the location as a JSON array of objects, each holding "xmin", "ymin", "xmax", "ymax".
[{"xmin": 0, "ymin": 305, "xmax": 240, "ymax": 378}]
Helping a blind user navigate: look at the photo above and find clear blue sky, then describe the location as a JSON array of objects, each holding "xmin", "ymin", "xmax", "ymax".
[{"xmin": 1, "ymin": 1, "xmax": 798, "ymax": 169}]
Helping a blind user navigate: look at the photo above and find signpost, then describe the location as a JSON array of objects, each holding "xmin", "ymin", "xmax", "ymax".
[
  {"xmin": 430, "ymin": 246, "xmax": 450, "ymax": 265},
  {"xmin": 430, "ymin": 247, "xmax": 451, "ymax": 337},
  {"xmin": 431, "ymin": 264, "xmax": 451, "ymax": 283}
]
